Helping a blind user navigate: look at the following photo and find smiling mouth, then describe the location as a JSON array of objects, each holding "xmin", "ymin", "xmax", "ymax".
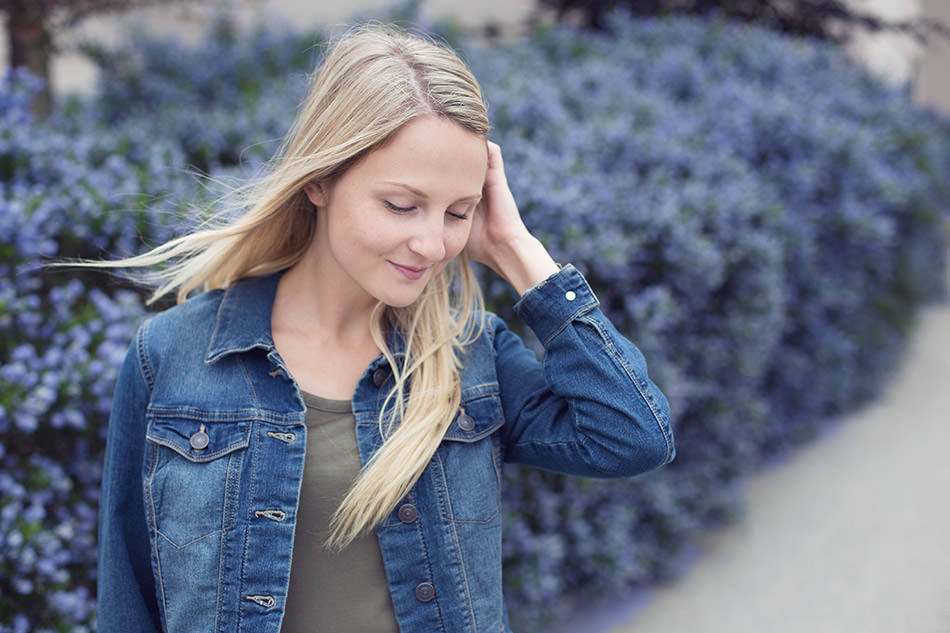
[{"xmin": 389, "ymin": 261, "xmax": 429, "ymax": 280}]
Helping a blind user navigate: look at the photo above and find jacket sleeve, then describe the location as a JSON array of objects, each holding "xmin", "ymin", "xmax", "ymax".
[
  {"xmin": 495, "ymin": 264, "xmax": 675, "ymax": 477},
  {"xmin": 97, "ymin": 324, "xmax": 162, "ymax": 633}
]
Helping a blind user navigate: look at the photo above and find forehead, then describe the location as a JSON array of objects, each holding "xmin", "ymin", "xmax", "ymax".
[{"xmin": 354, "ymin": 117, "xmax": 488, "ymax": 197}]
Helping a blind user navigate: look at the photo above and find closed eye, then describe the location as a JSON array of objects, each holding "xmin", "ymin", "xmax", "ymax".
[{"xmin": 384, "ymin": 200, "xmax": 414, "ymax": 213}]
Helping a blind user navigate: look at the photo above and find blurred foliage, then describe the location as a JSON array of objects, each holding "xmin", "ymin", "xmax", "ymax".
[
  {"xmin": 0, "ymin": 0, "xmax": 199, "ymax": 117},
  {"xmin": 1, "ymin": 6, "xmax": 948, "ymax": 632},
  {"xmin": 536, "ymin": 0, "xmax": 949, "ymax": 42}
]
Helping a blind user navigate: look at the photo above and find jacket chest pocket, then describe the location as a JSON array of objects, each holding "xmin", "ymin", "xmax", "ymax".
[
  {"xmin": 433, "ymin": 393, "xmax": 504, "ymax": 524},
  {"xmin": 145, "ymin": 415, "xmax": 251, "ymax": 548}
]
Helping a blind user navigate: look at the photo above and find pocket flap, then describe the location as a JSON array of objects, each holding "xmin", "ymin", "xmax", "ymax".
[
  {"xmin": 442, "ymin": 393, "xmax": 504, "ymax": 443},
  {"xmin": 147, "ymin": 416, "xmax": 251, "ymax": 463}
]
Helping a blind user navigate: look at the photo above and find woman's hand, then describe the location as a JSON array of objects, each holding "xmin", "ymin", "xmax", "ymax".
[{"xmin": 467, "ymin": 141, "xmax": 559, "ymax": 295}]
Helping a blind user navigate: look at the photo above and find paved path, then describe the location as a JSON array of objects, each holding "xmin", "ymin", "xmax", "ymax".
[{"xmin": 601, "ymin": 304, "xmax": 950, "ymax": 633}]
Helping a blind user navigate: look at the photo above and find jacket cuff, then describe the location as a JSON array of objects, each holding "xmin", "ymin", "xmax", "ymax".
[{"xmin": 513, "ymin": 264, "xmax": 600, "ymax": 346}]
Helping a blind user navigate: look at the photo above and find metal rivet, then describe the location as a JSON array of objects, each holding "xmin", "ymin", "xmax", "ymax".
[
  {"xmin": 565, "ymin": 290, "xmax": 577, "ymax": 301},
  {"xmin": 397, "ymin": 503, "xmax": 418, "ymax": 524},
  {"xmin": 414, "ymin": 582, "xmax": 435, "ymax": 602},
  {"xmin": 190, "ymin": 425, "xmax": 209, "ymax": 451},
  {"xmin": 372, "ymin": 367, "xmax": 389, "ymax": 388}
]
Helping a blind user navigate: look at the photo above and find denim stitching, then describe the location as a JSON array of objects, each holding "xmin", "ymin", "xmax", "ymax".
[
  {"xmin": 239, "ymin": 357, "xmax": 261, "ymax": 410},
  {"xmin": 144, "ymin": 442, "xmax": 169, "ymax": 631},
  {"xmin": 214, "ymin": 493, "xmax": 226, "ymax": 633},
  {"xmin": 136, "ymin": 321, "xmax": 154, "ymax": 393},
  {"xmin": 147, "ymin": 405, "xmax": 300, "ymax": 424},
  {"xmin": 237, "ymin": 423, "xmax": 261, "ymax": 631},
  {"xmin": 540, "ymin": 300, "xmax": 598, "ymax": 348},
  {"xmin": 266, "ymin": 431, "xmax": 296, "ymax": 443},
  {"xmin": 245, "ymin": 595, "xmax": 275, "ymax": 608},
  {"xmin": 147, "ymin": 434, "xmax": 249, "ymax": 463},
  {"xmin": 254, "ymin": 509, "xmax": 287, "ymax": 522},
  {"xmin": 205, "ymin": 285, "xmax": 232, "ymax": 363},
  {"xmin": 435, "ymin": 448, "xmax": 499, "ymax": 525},
  {"xmin": 445, "ymin": 497, "xmax": 478, "ymax": 633},
  {"xmin": 413, "ymin": 497, "xmax": 447, "ymax": 633},
  {"xmin": 155, "ymin": 527, "xmax": 224, "ymax": 549},
  {"xmin": 577, "ymin": 316, "xmax": 673, "ymax": 464}
]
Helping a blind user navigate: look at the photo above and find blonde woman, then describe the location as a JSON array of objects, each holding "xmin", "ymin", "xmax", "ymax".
[{"xmin": 95, "ymin": 25, "xmax": 675, "ymax": 633}]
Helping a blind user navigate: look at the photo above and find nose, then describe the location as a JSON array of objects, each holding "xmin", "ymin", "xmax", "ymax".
[{"xmin": 407, "ymin": 213, "xmax": 446, "ymax": 262}]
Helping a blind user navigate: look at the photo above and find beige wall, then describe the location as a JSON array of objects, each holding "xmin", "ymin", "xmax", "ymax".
[
  {"xmin": 1, "ymin": 0, "xmax": 535, "ymax": 95},
  {"xmin": 914, "ymin": 0, "xmax": 950, "ymax": 113},
  {"xmin": 0, "ymin": 0, "xmax": 947, "ymax": 113},
  {"xmin": 845, "ymin": 0, "xmax": 950, "ymax": 113}
]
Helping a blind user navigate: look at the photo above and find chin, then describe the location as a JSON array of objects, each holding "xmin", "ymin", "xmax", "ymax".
[{"xmin": 375, "ymin": 289, "xmax": 425, "ymax": 309}]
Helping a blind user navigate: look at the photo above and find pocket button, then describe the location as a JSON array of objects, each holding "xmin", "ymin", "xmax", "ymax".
[
  {"xmin": 397, "ymin": 503, "xmax": 418, "ymax": 523},
  {"xmin": 457, "ymin": 413, "xmax": 475, "ymax": 432},
  {"xmin": 189, "ymin": 426, "xmax": 210, "ymax": 451}
]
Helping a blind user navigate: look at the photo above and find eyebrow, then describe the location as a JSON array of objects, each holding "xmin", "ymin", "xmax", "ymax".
[{"xmin": 382, "ymin": 181, "xmax": 482, "ymax": 203}]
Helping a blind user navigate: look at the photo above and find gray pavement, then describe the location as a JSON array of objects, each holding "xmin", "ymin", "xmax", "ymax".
[{"xmin": 605, "ymin": 304, "xmax": 950, "ymax": 633}]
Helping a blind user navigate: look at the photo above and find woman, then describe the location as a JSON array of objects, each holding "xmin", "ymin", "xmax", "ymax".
[{"xmin": 96, "ymin": 25, "xmax": 675, "ymax": 633}]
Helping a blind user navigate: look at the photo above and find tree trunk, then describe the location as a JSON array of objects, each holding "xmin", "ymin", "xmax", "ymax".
[{"xmin": 7, "ymin": 8, "xmax": 53, "ymax": 118}]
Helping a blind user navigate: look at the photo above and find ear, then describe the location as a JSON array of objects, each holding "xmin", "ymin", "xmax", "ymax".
[{"xmin": 303, "ymin": 182, "xmax": 328, "ymax": 208}]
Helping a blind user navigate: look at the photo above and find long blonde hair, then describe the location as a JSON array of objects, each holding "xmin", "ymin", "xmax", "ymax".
[{"xmin": 99, "ymin": 25, "xmax": 491, "ymax": 549}]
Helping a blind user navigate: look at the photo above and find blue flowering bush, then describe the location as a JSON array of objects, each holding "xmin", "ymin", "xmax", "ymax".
[
  {"xmin": 1, "ymin": 9, "xmax": 948, "ymax": 632},
  {"xmin": 476, "ymin": 14, "xmax": 949, "ymax": 627}
]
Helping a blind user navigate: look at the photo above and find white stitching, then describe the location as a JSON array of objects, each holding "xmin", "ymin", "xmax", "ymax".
[
  {"xmin": 254, "ymin": 509, "xmax": 287, "ymax": 522},
  {"xmin": 245, "ymin": 595, "xmax": 275, "ymax": 608},
  {"xmin": 266, "ymin": 431, "xmax": 296, "ymax": 443}
]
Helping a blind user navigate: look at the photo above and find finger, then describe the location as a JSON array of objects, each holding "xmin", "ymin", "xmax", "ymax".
[{"xmin": 485, "ymin": 142, "xmax": 509, "ymax": 188}]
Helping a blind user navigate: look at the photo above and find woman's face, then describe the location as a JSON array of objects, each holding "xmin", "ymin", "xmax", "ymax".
[{"xmin": 305, "ymin": 116, "xmax": 488, "ymax": 308}]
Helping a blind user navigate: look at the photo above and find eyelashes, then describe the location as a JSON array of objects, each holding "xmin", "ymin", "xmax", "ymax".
[
  {"xmin": 384, "ymin": 200, "xmax": 469, "ymax": 220},
  {"xmin": 384, "ymin": 200, "xmax": 414, "ymax": 212}
]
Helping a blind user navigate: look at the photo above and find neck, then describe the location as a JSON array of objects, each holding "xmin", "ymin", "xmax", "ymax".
[{"xmin": 272, "ymin": 243, "xmax": 379, "ymax": 347}]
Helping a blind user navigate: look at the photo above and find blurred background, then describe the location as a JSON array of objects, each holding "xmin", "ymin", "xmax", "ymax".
[
  {"xmin": 3, "ymin": 1, "xmax": 950, "ymax": 108},
  {"xmin": 1, "ymin": 1, "xmax": 948, "ymax": 632}
]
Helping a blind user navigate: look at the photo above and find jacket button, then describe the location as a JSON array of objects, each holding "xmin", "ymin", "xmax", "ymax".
[
  {"xmin": 372, "ymin": 367, "xmax": 389, "ymax": 387},
  {"xmin": 397, "ymin": 503, "xmax": 418, "ymax": 523},
  {"xmin": 414, "ymin": 582, "xmax": 435, "ymax": 602},
  {"xmin": 189, "ymin": 426, "xmax": 210, "ymax": 451},
  {"xmin": 457, "ymin": 413, "xmax": 475, "ymax": 432}
]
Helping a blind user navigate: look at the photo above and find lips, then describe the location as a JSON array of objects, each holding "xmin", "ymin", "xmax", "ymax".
[{"xmin": 389, "ymin": 261, "xmax": 429, "ymax": 281}]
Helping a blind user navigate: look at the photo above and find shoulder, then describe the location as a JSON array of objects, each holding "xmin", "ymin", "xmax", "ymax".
[
  {"xmin": 138, "ymin": 288, "xmax": 227, "ymax": 374},
  {"xmin": 457, "ymin": 310, "xmax": 532, "ymax": 383}
]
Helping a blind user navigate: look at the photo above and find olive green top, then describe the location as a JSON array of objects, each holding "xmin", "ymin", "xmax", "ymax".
[{"xmin": 280, "ymin": 391, "xmax": 399, "ymax": 633}]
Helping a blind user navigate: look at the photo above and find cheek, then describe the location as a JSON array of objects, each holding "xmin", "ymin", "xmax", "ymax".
[{"xmin": 443, "ymin": 223, "xmax": 472, "ymax": 259}]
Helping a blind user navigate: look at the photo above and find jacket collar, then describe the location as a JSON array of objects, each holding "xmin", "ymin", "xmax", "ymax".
[
  {"xmin": 205, "ymin": 271, "xmax": 283, "ymax": 364},
  {"xmin": 204, "ymin": 270, "xmax": 406, "ymax": 364}
]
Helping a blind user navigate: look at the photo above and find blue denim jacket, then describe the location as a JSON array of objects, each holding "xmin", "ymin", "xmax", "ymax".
[{"xmin": 97, "ymin": 264, "xmax": 674, "ymax": 633}]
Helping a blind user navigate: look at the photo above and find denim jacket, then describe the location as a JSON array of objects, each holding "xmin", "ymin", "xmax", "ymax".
[{"xmin": 96, "ymin": 264, "xmax": 674, "ymax": 633}]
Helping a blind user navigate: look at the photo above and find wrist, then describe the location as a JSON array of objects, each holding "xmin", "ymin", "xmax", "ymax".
[{"xmin": 489, "ymin": 233, "xmax": 560, "ymax": 296}]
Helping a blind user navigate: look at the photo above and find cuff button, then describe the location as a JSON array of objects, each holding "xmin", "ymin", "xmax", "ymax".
[{"xmin": 564, "ymin": 290, "xmax": 576, "ymax": 301}]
